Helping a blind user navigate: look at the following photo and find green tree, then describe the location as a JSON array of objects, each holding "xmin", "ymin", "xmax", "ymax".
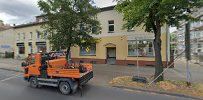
[
  {"xmin": 170, "ymin": 33, "xmax": 177, "ymax": 51},
  {"xmin": 116, "ymin": 0, "xmax": 203, "ymax": 82},
  {"xmin": 38, "ymin": 0, "xmax": 100, "ymax": 61}
]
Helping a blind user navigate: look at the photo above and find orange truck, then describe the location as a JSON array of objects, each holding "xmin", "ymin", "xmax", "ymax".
[{"xmin": 21, "ymin": 53, "xmax": 93, "ymax": 95}]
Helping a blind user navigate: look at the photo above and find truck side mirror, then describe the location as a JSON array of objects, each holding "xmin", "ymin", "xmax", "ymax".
[{"xmin": 21, "ymin": 62, "xmax": 28, "ymax": 67}]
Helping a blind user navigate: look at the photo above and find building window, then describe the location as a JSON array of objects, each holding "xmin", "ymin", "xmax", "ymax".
[
  {"xmin": 128, "ymin": 40, "xmax": 154, "ymax": 57},
  {"xmin": 29, "ymin": 32, "xmax": 33, "ymax": 40},
  {"xmin": 108, "ymin": 20, "xmax": 114, "ymax": 33},
  {"xmin": 198, "ymin": 44, "xmax": 202, "ymax": 48},
  {"xmin": 28, "ymin": 42, "xmax": 33, "ymax": 54},
  {"xmin": 92, "ymin": 26, "xmax": 97, "ymax": 34},
  {"xmin": 37, "ymin": 45, "xmax": 47, "ymax": 53},
  {"xmin": 17, "ymin": 33, "xmax": 20, "ymax": 40},
  {"xmin": 22, "ymin": 33, "xmax": 25, "ymax": 40},
  {"xmin": 37, "ymin": 31, "xmax": 41, "ymax": 39},
  {"xmin": 44, "ymin": 31, "xmax": 48, "ymax": 39},
  {"xmin": 36, "ymin": 42, "xmax": 47, "ymax": 53},
  {"xmin": 18, "ymin": 46, "xmax": 25, "ymax": 54},
  {"xmin": 80, "ymin": 44, "xmax": 96, "ymax": 56}
]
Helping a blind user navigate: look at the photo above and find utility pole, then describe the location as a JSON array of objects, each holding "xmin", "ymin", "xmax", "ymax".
[
  {"xmin": 185, "ymin": 22, "xmax": 192, "ymax": 86},
  {"xmin": 136, "ymin": 39, "xmax": 140, "ymax": 77}
]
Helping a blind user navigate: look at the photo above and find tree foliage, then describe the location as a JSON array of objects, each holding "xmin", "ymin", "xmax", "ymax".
[
  {"xmin": 116, "ymin": 0, "xmax": 203, "ymax": 82},
  {"xmin": 116, "ymin": 0, "xmax": 203, "ymax": 31},
  {"xmin": 38, "ymin": 0, "xmax": 101, "ymax": 60}
]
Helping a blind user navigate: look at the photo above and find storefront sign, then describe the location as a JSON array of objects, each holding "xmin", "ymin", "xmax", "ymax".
[{"xmin": 0, "ymin": 45, "xmax": 11, "ymax": 49}]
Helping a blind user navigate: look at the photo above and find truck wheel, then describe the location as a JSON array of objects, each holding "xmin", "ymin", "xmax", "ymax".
[
  {"xmin": 59, "ymin": 82, "xmax": 71, "ymax": 95},
  {"xmin": 29, "ymin": 77, "xmax": 38, "ymax": 88}
]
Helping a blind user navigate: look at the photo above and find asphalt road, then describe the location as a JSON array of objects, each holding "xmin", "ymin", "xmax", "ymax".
[{"xmin": 0, "ymin": 69, "xmax": 193, "ymax": 100}]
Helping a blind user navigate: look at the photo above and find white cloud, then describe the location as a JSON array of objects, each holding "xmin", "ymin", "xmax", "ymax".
[
  {"xmin": 0, "ymin": 0, "xmax": 116, "ymax": 25},
  {"xmin": 0, "ymin": 12, "xmax": 18, "ymax": 24},
  {"xmin": 170, "ymin": 27, "xmax": 177, "ymax": 33},
  {"xmin": 94, "ymin": 0, "xmax": 116, "ymax": 7}
]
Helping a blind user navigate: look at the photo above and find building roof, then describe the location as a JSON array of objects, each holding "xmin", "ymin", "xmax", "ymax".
[
  {"xmin": 13, "ymin": 21, "xmax": 46, "ymax": 29},
  {"xmin": 100, "ymin": 5, "xmax": 115, "ymax": 12},
  {"xmin": 36, "ymin": 5, "xmax": 116, "ymax": 18},
  {"xmin": 14, "ymin": 5, "xmax": 116, "ymax": 29},
  {"xmin": 0, "ymin": 25, "xmax": 12, "ymax": 31}
]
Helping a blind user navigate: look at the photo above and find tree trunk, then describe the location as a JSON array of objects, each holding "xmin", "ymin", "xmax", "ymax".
[
  {"xmin": 154, "ymin": 20, "xmax": 164, "ymax": 82},
  {"xmin": 66, "ymin": 46, "xmax": 71, "ymax": 64}
]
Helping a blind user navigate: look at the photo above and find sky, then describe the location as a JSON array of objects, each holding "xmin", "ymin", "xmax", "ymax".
[
  {"xmin": 0, "ymin": 0, "xmax": 116, "ymax": 25},
  {"xmin": 0, "ymin": 0, "xmax": 176, "ymax": 32}
]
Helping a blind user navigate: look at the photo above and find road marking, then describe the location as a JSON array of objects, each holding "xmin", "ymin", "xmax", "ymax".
[{"xmin": 0, "ymin": 73, "xmax": 22, "ymax": 82}]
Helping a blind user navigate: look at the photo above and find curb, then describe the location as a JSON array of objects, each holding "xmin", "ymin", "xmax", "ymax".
[
  {"xmin": 113, "ymin": 86, "xmax": 203, "ymax": 100},
  {"xmin": 0, "ymin": 67, "xmax": 23, "ymax": 73}
]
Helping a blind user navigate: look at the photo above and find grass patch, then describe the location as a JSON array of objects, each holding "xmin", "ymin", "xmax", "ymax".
[{"xmin": 109, "ymin": 76, "xmax": 203, "ymax": 98}]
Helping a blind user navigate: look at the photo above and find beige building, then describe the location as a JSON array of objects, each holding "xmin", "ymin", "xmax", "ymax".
[
  {"xmin": 1, "ymin": 6, "xmax": 172, "ymax": 66},
  {"xmin": 13, "ymin": 21, "xmax": 51, "ymax": 59},
  {"xmin": 71, "ymin": 6, "xmax": 171, "ymax": 66},
  {"xmin": 0, "ymin": 28, "xmax": 15, "ymax": 54},
  {"xmin": 0, "ymin": 21, "xmax": 14, "ymax": 55}
]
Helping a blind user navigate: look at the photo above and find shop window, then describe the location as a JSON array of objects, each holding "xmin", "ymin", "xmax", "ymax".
[
  {"xmin": 108, "ymin": 20, "xmax": 114, "ymax": 33},
  {"xmin": 37, "ymin": 45, "xmax": 47, "ymax": 53},
  {"xmin": 80, "ymin": 44, "xmax": 96, "ymax": 56},
  {"xmin": 128, "ymin": 40, "xmax": 154, "ymax": 57},
  {"xmin": 18, "ymin": 46, "xmax": 25, "ymax": 54}
]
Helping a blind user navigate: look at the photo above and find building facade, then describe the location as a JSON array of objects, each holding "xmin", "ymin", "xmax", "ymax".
[
  {"xmin": 176, "ymin": 8, "xmax": 203, "ymax": 57},
  {"xmin": 1, "ymin": 6, "xmax": 171, "ymax": 66},
  {"xmin": 71, "ymin": 6, "xmax": 171, "ymax": 66},
  {"xmin": 0, "ymin": 28, "xmax": 15, "ymax": 54},
  {"xmin": 13, "ymin": 21, "xmax": 51, "ymax": 59}
]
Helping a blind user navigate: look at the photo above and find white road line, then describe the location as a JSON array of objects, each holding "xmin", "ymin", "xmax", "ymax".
[{"xmin": 0, "ymin": 73, "xmax": 22, "ymax": 82}]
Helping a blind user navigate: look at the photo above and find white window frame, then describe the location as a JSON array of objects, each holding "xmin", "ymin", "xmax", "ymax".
[{"xmin": 108, "ymin": 20, "xmax": 114, "ymax": 33}]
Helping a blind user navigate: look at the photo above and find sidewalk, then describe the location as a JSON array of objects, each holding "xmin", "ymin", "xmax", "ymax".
[
  {"xmin": 167, "ymin": 58, "xmax": 203, "ymax": 83},
  {"xmin": 0, "ymin": 58, "xmax": 23, "ymax": 72},
  {"xmin": 0, "ymin": 58, "xmax": 202, "ymax": 85}
]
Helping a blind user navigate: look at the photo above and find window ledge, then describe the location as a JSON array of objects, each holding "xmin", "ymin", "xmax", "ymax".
[
  {"xmin": 127, "ymin": 30, "xmax": 135, "ymax": 32},
  {"xmin": 127, "ymin": 55, "xmax": 155, "ymax": 58},
  {"xmin": 108, "ymin": 31, "xmax": 114, "ymax": 33},
  {"xmin": 80, "ymin": 54, "xmax": 96, "ymax": 56}
]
